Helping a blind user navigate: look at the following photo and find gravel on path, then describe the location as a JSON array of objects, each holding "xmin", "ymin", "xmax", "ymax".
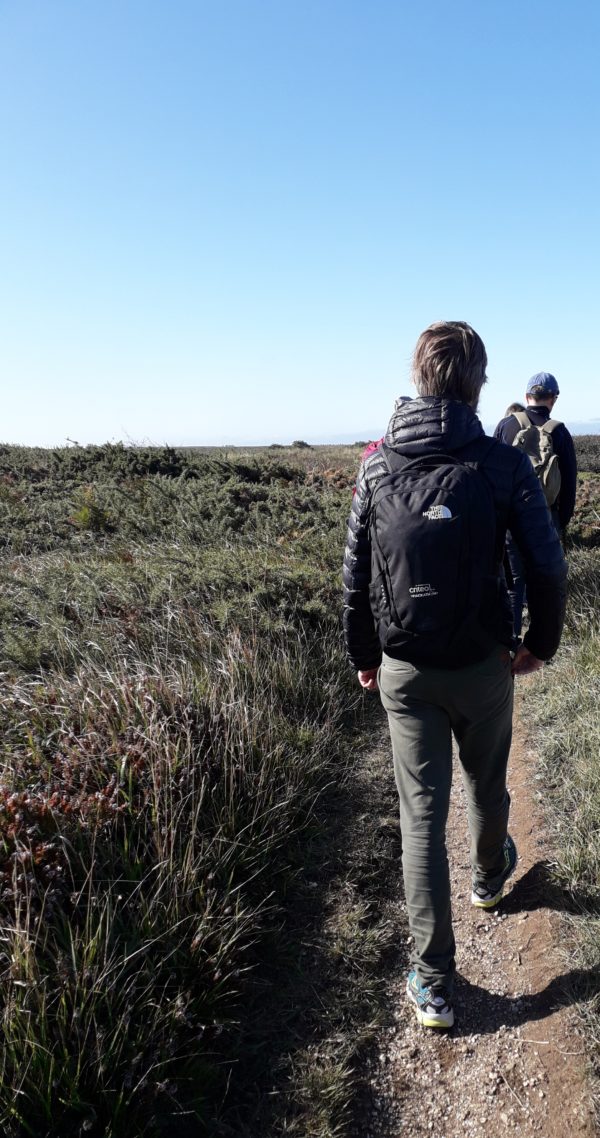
[{"xmin": 359, "ymin": 687, "xmax": 597, "ymax": 1138}]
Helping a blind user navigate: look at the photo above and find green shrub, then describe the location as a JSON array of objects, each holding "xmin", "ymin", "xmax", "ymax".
[
  {"xmin": 70, "ymin": 487, "xmax": 114, "ymax": 532},
  {"xmin": 574, "ymin": 434, "xmax": 600, "ymax": 474}
]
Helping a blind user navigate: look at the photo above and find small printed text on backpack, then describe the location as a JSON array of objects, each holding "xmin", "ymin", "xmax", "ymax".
[{"xmin": 409, "ymin": 584, "xmax": 439, "ymax": 598}]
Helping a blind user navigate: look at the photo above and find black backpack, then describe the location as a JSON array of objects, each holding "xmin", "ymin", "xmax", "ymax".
[{"xmin": 368, "ymin": 441, "xmax": 506, "ymax": 668}]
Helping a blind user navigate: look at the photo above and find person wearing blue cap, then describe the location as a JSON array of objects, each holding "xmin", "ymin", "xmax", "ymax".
[{"xmin": 494, "ymin": 372, "xmax": 577, "ymax": 635}]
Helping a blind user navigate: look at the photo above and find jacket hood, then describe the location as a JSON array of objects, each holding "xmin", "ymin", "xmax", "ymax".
[{"xmin": 384, "ymin": 396, "xmax": 486, "ymax": 456}]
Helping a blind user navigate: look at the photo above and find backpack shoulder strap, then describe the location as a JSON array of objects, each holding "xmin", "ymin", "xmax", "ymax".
[
  {"xmin": 512, "ymin": 411, "xmax": 531, "ymax": 430},
  {"xmin": 541, "ymin": 418, "xmax": 562, "ymax": 434}
]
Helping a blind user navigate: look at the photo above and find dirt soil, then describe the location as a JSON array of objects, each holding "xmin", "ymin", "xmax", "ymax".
[{"xmin": 361, "ymin": 686, "xmax": 597, "ymax": 1137}]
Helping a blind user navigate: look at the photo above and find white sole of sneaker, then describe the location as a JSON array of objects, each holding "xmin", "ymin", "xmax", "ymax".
[
  {"xmin": 471, "ymin": 887, "xmax": 503, "ymax": 909},
  {"xmin": 414, "ymin": 1007, "xmax": 455, "ymax": 1029},
  {"xmin": 406, "ymin": 982, "xmax": 455, "ymax": 1029}
]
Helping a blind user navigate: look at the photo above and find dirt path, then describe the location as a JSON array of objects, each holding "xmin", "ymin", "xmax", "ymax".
[{"xmin": 362, "ymin": 687, "xmax": 597, "ymax": 1137}]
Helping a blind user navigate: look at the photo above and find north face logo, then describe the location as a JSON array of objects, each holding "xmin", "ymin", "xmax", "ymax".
[{"xmin": 423, "ymin": 505, "xmax": 453, "ymax": 520}]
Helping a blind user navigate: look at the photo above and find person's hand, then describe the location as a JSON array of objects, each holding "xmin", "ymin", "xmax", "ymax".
[
  {"xmin": 358, "ymin": 668, "xmax": 379, "ymax": 691},
  {"xmin": 511, "ymin": 644, "xmax": 545, "ymax": 676}
]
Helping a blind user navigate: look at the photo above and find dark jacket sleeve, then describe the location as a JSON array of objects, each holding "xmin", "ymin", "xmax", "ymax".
[
  {"xmin": 342, "ymin": 461, "xmax": 382, "ymax": 671},
  {"xmin": 493, "ymin": 416, "xmax": 513, "ymax": 442},
  {"xmin": 506, "ymin": 451, "xmax": 568, "ymax": 660},
  {"xmin": 553, "ymin": 426, "xmax": 578, "ymax": 530}
]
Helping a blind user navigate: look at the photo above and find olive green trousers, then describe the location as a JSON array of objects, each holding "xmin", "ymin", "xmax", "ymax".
[{"xmin": 378, "ymin": 646, "xmax": 514, "ymax": 991}]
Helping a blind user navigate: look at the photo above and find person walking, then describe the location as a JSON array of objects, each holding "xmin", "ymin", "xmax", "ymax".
[
  {"xmin": 342, "ymin": 322, "xmax": 567, "ymax": 1029},
  {"xmin": 494, "ymin": 373, "xmax": 577, "ymax": 636}
]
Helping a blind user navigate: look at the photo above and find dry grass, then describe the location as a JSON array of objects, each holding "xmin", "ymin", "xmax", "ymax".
[
  {"xmin": 0, "ymin": 443, "xmax": 406, "ymax": 1137},
  {"xmin": 520, "ymin": 506, "xmax": 600, "ymax": 1112}
]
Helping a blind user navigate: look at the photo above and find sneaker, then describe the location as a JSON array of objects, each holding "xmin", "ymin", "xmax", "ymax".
[
  {"xmin": 406, "ymin": 970, "xmax": 454, "ymax": 1029},
  {"xmin": 471, "ymin": 834, "xmax": 518, "ymax": 909}
]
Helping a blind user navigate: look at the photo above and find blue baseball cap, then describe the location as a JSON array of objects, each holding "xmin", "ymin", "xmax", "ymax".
[{"xmin": 526, "ymin": 372, "xmax": 560, "ymax": 396}]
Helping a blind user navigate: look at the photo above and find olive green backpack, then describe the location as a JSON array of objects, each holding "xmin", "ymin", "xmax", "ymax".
[{"xmin": 511, "ymin": 411, "xmax": 562, "ymax": 507}]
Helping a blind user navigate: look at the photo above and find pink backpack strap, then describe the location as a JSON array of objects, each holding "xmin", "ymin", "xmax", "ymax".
[{"xmin": 361, "ymin": 436, "xmax": 384, "ymax": 461}]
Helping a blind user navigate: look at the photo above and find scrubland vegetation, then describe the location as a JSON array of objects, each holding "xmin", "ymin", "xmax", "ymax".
[
  {"xmin": 0, "ymin": 441, "xmax": 402, "ymax": 1137},
  {"xmin": 0, "ymin": 436, "xmax": 598, "ymax": 1136},
  {"xmin": 520, "ymin": 438, "xmax": 600, "ymax": 1077}
]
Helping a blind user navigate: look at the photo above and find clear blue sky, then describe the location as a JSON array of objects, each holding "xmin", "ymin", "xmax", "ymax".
[{"xmin": 1, "ymin": 0, "xmax": 599, "ymax": 445}]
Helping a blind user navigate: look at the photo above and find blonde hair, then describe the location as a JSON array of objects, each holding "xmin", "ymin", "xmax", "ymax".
[{"xmin": 412, "ymin": 321, "xmax": 487, "ymax": 407}]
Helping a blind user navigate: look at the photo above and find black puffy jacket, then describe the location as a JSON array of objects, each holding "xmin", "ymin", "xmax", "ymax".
[{"xmin": 343, "ymin": 396, "xmax": 567, "ymax": 671}]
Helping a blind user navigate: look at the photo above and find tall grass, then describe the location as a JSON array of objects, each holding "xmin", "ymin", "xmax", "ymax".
[
  {"xmin": 524, "ymin": 549, "xmax": 600, "ymax": 888},
  {"xmin": 520, "ymin": 470, "xmax": 600, "ymax": 1101},
  {"xmin": 0, "ymin": 448, "xmax": 372, "ymax": 1136},
  {"xmin": 0, "ymin": 613, "xmax": 350, "ymax": 1135}
]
